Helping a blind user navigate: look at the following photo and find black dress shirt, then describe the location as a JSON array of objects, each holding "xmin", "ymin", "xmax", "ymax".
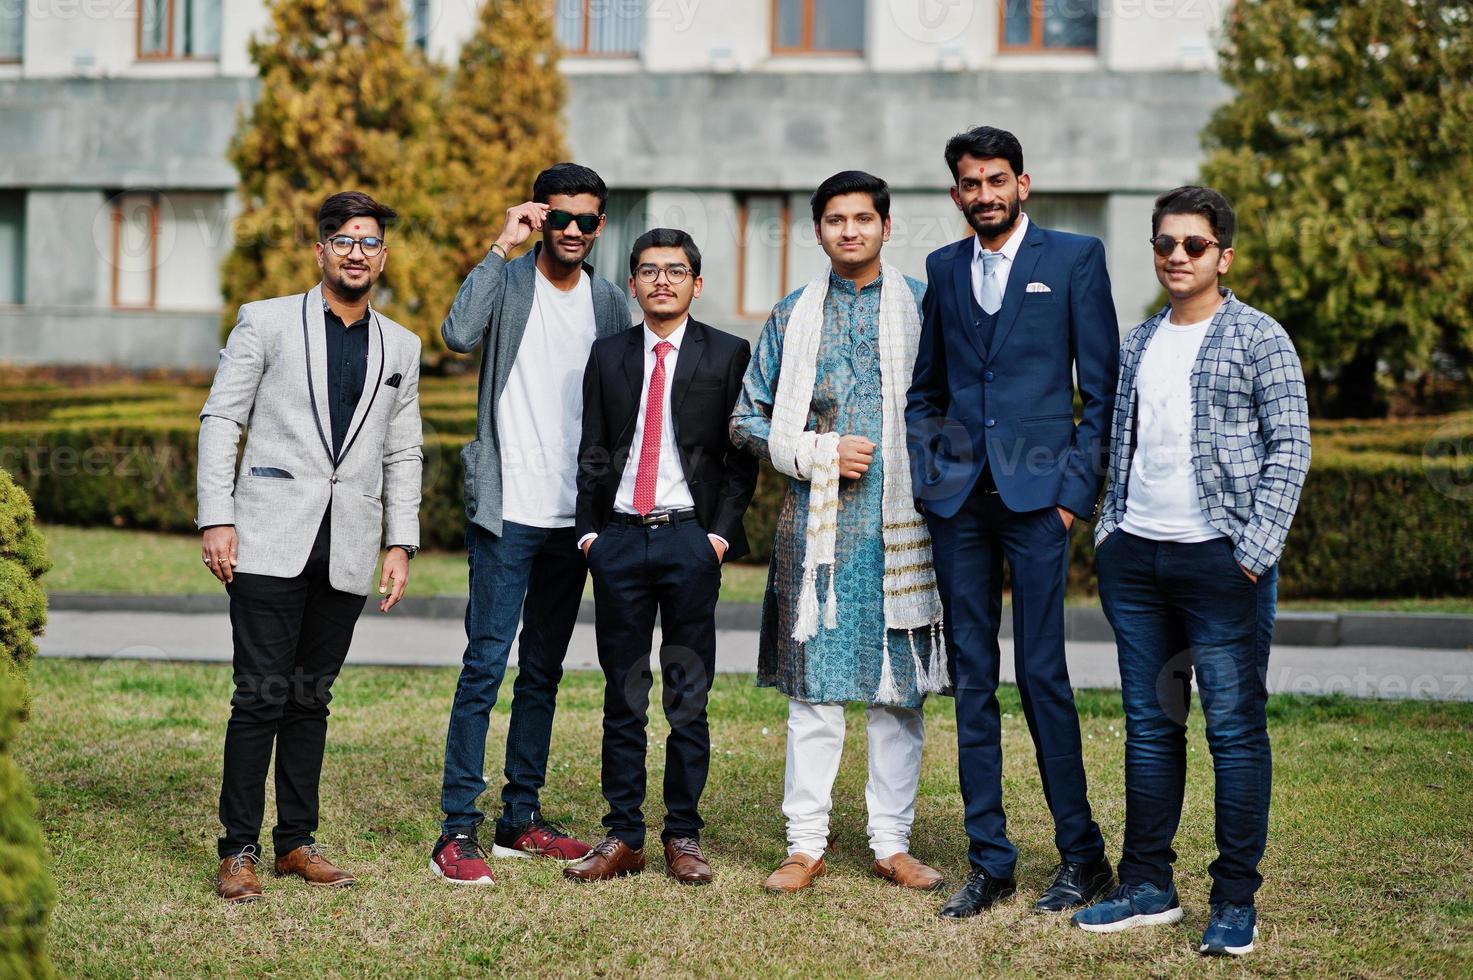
[{"xmin": 323, "ymin": 302, "xmax": 370, "ymax": 458}]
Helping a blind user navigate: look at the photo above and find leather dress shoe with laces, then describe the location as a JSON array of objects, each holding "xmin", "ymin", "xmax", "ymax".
[
  {"xmin": 563, "ymin": 836, "xmax": 645, "ymax": 882},
  {"xmin": 274, "ymin": 843, "xmax": 356, "ymax": 888},
  {"xmin": 1033, "ymin": 856, "xmax": 1113, "ymax": 912},
  {"xmin": 664, "ymin": 837, "xmax": 713, "ymax": 885},
  {"xmin": 938, "ymin": 868, "xmax": 1017, "ymax": 919},
  {"xmin": 216, "ymin": 845, "xmax": 264, "ymax": 903}
]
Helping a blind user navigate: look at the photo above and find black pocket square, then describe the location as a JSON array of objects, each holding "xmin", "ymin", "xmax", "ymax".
[
  {"xmin": 385, "ymin": 373, "xmax": 403, "ymax": 388},
  {"xmin": 249, "ymin": 466, "xmax": 294, "ymax": 479}
]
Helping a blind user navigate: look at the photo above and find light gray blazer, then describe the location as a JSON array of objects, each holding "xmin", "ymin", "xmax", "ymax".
[
  {"xmin": 440, "ymin": 242, "xmax": 631, "ymax": 536},
  {"xmin": 196, "ymin": 283, "xmax": 424, "ymax": 596}
]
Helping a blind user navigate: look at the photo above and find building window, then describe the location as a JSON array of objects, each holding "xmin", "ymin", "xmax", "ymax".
[
  {"xmin": 139, "ymin": 0, "xmax": 222, "ymax": 60},
  {"xmin": 738, "ymin": 194, "xmax": 790, "ymax": 317},
  {"xmin": 111, "ymin": 193, "xmax": 158, "ymax": 309},
  {"xmin": 555, "ymin": 0, "xmax": 642, "ymax": 56},
  {"xmin": 0, "ymin": 4, "xmax": 22, "ymax": 62},
  {"xmin": 406, "ymin": 0, "xmax": 431, "ymax": 50},
  {"xmin": 0, "ymin": 193, "xmax": 23, "ymax": 305},
  {"xmin": 1025, "ymin": 194, "xmax": 1107, "ymax": 242},
  {"xmin": 590, "ymin": 190, "xmax": 647, "ymax": 288},
  {"xmin": 1002, "ymin": 0, "xmax": 1098, "ymax": 52},
  {"xmin": 773, "ymin": 0, "xmax": 866, "ymax": 54}
]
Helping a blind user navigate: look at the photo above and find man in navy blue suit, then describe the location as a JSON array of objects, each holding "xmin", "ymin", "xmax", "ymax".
[{"xmin": 906, "ymin": 126, "xmax": 1120, "ymax": 919}]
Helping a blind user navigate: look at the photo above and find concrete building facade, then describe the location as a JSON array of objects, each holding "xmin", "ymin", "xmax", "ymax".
[{"xmin": 0, "ymin": 0, "xmax": 1231, "ymax": 368}]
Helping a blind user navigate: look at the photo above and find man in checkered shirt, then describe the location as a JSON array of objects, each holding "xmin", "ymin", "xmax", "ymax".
[{"xmin": 1072, "ymin": 186, "xmax": 1310, "ymax": 958}]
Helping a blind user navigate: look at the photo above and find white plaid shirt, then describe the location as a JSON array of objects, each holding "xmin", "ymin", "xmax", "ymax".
[{"xmin": 1095, "ymin": 289, "xmax": 1311, "ymax": 575}]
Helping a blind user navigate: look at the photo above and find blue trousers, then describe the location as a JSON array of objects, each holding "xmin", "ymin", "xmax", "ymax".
[
  {"xmin": 440, "ymin": 520, "xmax": 587, "ymax": 837},
  {"xmin": 927, "ymin": 485, "xmax": 1106, "ymax": 878},
  {"xmin": 1097, "ymin": 530, "xmax": 1277, "ymax": 905}
]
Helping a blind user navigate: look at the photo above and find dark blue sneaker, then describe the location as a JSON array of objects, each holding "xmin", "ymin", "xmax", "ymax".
[
  {"xmin": 1072, "ymin": 881, "xmax": 1184, "ymax": 933},
  {"xmin": 1199, "ymin": 902, "xmax": 1258, "ymax": 956}
]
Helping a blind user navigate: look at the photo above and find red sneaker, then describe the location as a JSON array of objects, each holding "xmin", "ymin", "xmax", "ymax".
[
  {"xmin": 491, "ymin": 817, "xmax": 592, "ymax": 861},
  {"xmin": 430, "ymin": 833, "xmax": 496, "ymax": 885}
]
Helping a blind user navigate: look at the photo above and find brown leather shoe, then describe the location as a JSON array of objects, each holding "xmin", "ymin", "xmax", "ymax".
[
  {"xmin": 563, "ymin": 836, "xmax": 645, "ymax": 882},
  {"xmin": 664, "ymin": 837, "xmax": 713, "ymax": 885},
  {"xmin": 872, "ymin": 852, "xmax": 945, "ymax": 891},
  {"xmin": 274, "ymin": 844, "xmax": 356, "ymax": 888},
  {"xmin": 764, "ymin": 852, "xmax": 825, "ymax": 893},
  {"xmin": 216, "ymin": 845, "xmax": 264, "ymax": 903}
]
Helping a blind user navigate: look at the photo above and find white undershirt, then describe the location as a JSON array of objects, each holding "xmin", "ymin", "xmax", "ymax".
[
  {"xmin": 971, "ymin": 211, "xmax": 1029, "ymax": 308},
  {"xmin": 1119, "ymin": 313, "xmax": 1225, "ymax": 543},
  {"xmin": 497, "ymin": 268, "xmax": 596, "ymax": 528}
]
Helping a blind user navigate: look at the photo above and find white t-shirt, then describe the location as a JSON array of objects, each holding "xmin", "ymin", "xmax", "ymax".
[
  {"xmin": 1119, "ymin": 314, "xmax": 1225, "ymax": 543},
  {"xmin": 497, "ymin": 268, "xmax": 597, "ymax": 528}
]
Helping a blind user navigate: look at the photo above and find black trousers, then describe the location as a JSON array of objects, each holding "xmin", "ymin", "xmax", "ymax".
[
  {"xmin": 218, "ymin": 511, "xmax": 366, "ymax": 859},
  {"xmin": 586, "ymin": 516, "xmax": 721, "ymax": 851}
]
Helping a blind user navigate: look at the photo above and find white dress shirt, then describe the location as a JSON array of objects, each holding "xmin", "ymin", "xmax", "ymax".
[
  {"xmin": 971, "ymin": 211, "xmax": 1030, "ymax": 309},
  {"xmin": 577, "ymin": 318, "xmax": 727, "ymax": 552}
]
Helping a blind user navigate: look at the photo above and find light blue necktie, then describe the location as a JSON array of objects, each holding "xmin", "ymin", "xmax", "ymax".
[{"xmin": 978, "ymin": 250, "xmax": 1003, "ymax": 315}]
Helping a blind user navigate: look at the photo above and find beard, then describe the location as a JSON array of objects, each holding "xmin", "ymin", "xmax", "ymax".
[
  {"xmin": 964, "ymin": 196, "xmax": 1021, "ymax": 238},
  {"xmin": 326, "ymin": 266, "xmax": 375, "ymax": 301}
]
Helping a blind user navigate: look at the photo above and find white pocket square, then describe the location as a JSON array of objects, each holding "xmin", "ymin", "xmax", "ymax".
[{"xmin": 1026, "ymin": 281, "xmax": 1052, "ymax": 293}]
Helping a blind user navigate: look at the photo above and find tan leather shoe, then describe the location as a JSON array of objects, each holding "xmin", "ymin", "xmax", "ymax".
[
  {"xmin": 274, "ymin": 844, "xmax": 356, "ymax": 888},
  {"xmin": 563, "ymin": 836, "xmax": 645, "ymax": 882},
  {"xmin": 216, "ymin": 845, "xmax": 264, "ymax": 903},
  {"xmin": 872, "ymin": 852, "xmax": 945, "ymax": 891},
  {"xmin": 764, "ymin": 853, "xmax": 825, "ymax": 893},
  {"xmin": 664, "ymin": 837, "xmax": 713, "ymax": 885}
]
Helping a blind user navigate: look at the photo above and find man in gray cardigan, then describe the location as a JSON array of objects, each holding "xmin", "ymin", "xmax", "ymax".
[{"xmin": 430, "ymin": 163, "xmax": 632, "ymax": 885}]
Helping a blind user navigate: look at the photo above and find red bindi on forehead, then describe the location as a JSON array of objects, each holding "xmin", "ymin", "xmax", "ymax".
[{"xmin": 351, "ymin": 223, "xmax": 362, "ymax": 231}]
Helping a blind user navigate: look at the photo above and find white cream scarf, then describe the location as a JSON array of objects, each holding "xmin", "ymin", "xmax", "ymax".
[{"xmin": 768, "ymin": 265, "xmax": 948, "ymax": 702}]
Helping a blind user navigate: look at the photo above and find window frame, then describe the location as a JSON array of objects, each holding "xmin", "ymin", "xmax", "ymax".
[
  {"xmin": 736, "ymin": 193, "xmax": 791, "ymax": 318},
  {"xmin": 557, "ymin": 0, "xmax": 642, "ymax": 58},
  {"xmin": 0, "ymin": 191, "xmax": 24, "ymax": 306},
  {"xmin": 110, "ymin": 193, "xmax": 159, "ymax": 311},
  {"xmin": 136, "ymin": 0, "xmax": 221, "ymax": 62},
  {"xmin": 998, "ymin": 0, "xmax": 1099, "ymax": 55},
  {"xmin": 0, "ymin": 3, "xmax": 21, "ymax": 64},
  {"xmin": 770, "ymin": 0, "xmax": 865, "ymax": 56}
]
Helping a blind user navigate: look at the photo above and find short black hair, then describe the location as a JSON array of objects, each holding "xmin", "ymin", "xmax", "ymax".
[
  {"xmin": 1151, "ymin": 185, "xmax": 1236, "ymax": 249},
  {"xmin": 316, "ymin": 191, "xmax": 397, "ymax": 240},
  {"xmin": 810, "ymin": 170, "xmax": 891, "ymax": 224},
  {"xmin": 628, "ymin": 228, "xmax": 702, "ymax": 278},
  {"xmin": 944, "ymin": 126, "xmax": 1024, "ymax": 181},
  {"xmin": 532, "ymin": 162, "xmax": 608, "ymax": 213}
]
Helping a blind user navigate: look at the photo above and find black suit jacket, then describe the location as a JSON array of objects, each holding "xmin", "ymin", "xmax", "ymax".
[{"xmin": 576, "ymin": 318, "xmax": 759, "ymax": 560}]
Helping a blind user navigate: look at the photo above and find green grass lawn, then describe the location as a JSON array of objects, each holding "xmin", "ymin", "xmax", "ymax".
[
  {"xmin": 14, "ymin": 658, "xmax": 1473, "ymax": 977},
  {"xmin": 38, "ymin": 522, "xmax": 1473, "ymax": 614}
]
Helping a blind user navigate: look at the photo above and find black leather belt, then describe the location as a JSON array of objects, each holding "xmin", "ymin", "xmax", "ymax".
[{"xmin": 609, "ymin": 508, "xmax": 699, "ymax": 527}]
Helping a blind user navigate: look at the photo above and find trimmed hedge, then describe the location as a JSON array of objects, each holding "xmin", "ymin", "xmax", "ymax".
[
  {"xmin": 0, "ymin": 392, "xmax": 1469, "ymax": 600},
  {"xmin": 0, "ymin": 468, "xmax": 55, "ymax": 978}
]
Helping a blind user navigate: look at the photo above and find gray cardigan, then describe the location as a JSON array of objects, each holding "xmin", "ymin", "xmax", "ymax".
[{"xmin": 441, "ymin": 242, "xmax": 631, "ymax": 535}]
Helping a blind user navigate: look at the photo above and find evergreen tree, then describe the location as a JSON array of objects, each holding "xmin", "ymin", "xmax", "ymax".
[
  {"xmin": 220, "ymin": 0, "xmax": 445, "ymax": 352},
  {"xmin": 1200, "ymin": 0, "xmax": 1473, "ymax": 416}
]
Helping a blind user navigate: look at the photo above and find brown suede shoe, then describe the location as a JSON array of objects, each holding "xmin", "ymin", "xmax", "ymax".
[
  {"xmin": 274, "ymin": 844, "xmax": 356, "ymax": 888},
  {"xmin": 764, "ymin": 853, "xmax": 825, "ymax": 893},
  {"xmin": 563, "ymin": 836, "xmax": 645, "ymax": 882},
  {"xmin": 872, "ymin": 852, "xmax": 945, "ymax": 891},
  {"xmin": 664, "ymin": 837, "xmax": 713, "ymax": 885},
  {"xmin": 216, "ymin": 845, "xmax": 264, "ymax": 903}
]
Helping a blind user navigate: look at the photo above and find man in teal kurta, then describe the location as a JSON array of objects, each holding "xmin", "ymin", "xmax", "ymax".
[{"xmin": 730, "ymin": 172, "xmax": 948, "ymax": 894}]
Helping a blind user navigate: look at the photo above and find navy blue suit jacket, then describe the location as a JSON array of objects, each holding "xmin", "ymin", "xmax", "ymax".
[{"xmin": 905, "ymin": 220, "xmax": 1120, "ymax": 520}]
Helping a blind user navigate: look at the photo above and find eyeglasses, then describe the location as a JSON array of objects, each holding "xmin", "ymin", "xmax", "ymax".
[
  {"xmin": 546, "ymin": 209, "xmax": 602, "ymax": 234},
  {"xmin": 325, "ymin": 235, "xmax": 385, "ymax": 257},
  {"xmin": 1150, "ymin": 234, "xmax": 1219, "ymax": 258},
  {"xmin": 635, "ymin": 264, "xmax": 692, "ymax": 285}
]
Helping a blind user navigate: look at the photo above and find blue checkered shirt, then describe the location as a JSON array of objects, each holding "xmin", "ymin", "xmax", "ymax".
[{"xmin": 1094, "ymin": 289, "xmax": 1311, "ymax": 575}]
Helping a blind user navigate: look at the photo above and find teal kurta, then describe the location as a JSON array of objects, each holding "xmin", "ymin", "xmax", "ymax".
[{"xmin": 730, "ymin": 269, "xmax": 942, "ymax": 708}]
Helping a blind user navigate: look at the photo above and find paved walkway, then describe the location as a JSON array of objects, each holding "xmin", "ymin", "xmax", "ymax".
[{"xmin": 38, "ymin": 610, "xmax": 1473, "ymax": 702}]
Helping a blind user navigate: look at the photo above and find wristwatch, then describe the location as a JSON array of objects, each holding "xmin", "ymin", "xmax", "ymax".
[{"xmin": 391, "ymin": 544, "xmax": 418, "ymax": 560}]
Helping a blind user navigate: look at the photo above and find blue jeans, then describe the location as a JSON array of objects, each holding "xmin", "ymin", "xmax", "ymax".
[
  {"xmin": 440, "ymin": 520, "xmax": 587, "ymax": 837},
  {"xmin": 1096, "ymin": 531, "xmax": 1278, "ymax": 906}
]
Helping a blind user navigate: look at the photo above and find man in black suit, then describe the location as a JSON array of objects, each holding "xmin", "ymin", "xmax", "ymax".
[{"xmin": 564, "ymin": 228, "xmax": 758, "ymax": 886}]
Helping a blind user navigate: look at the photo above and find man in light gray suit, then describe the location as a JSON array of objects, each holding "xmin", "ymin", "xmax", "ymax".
[
  {"xmin": 430, "ymin": 163, "xmax": 630, "ymax": 885},
  {"xmin": 197, "ymin": 191, "xmax": 423, "ymax": 903}
]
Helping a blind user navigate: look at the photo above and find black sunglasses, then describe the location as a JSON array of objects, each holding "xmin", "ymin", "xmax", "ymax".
[
  {"xmin": 546, "ymin": 209, "xmax": 601, "ymax": 234},
  {"xmin": 1150, "ymin": 234, "xmax": 1219, "ymax": 258}
]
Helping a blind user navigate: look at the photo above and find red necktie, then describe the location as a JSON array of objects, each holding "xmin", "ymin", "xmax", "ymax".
[{"xmin": 633, "ymin": 340, "xmax": 674, "ymax": 515}]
